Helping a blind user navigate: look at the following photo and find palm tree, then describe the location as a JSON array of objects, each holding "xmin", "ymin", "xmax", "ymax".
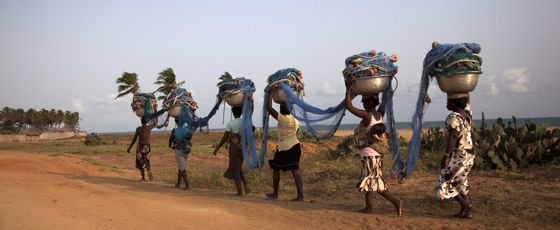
[
  {"xmin": 115, "ymin": 72, "xmax": 140, "ymax": 99},
  {"xmin": 219, "ymin": 71, "xmax": 233, "ymax": 81},
  {"xmin": 154, "ymin": 68, "xmax": 184, "ymax": 100}
]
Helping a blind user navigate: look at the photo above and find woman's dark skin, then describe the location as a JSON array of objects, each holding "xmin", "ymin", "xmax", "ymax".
[
  {"xmin": 442, "ymin": 98, "xmax": 472, "ymax": 218},
  {"xmin": 344, "ymin": 80, "xmax": 383, "ymax": 125},
  {"xmin": 265, "ymin": 85, "xmax": 304, "ymax": 201},
  {"xmin": 344, "ymin": 79, "xmax": 402, "ymax": 216}
]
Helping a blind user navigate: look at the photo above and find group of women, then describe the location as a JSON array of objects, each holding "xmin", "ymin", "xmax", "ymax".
[{"xmin": 128, "ymin": 42, "xmax": 479, "ymax": 219}]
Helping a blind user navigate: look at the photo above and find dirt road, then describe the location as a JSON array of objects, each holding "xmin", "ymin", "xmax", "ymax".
[{"xmin": 1, "ymin": 150, "xmax": 558, "ymax": 229}]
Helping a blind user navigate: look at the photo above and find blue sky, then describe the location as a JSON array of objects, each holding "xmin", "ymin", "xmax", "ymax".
[{"xmin": 1, "ymin": 0, "xmax": 559, "ymax": 132}]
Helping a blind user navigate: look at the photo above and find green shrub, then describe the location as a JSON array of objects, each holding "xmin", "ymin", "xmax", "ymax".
[
  {"xmin": 84, "ymin": 133, "xmax": 104, "ymax": 146},
  {"xmin": 473, "ymin": 114, "xmax": 560, "ymax": 170},
  {"xmin": 326, "ymin": 135, "xmax": 357, "ymax": 159}
]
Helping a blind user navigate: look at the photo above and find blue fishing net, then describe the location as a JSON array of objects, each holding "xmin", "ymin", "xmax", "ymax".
[
  {"xmin": 131, "ymin": 92, "xmax": 166, "ymax": 126},
  {"xmin": 163, "ymin": 88, "xmax": 223, "ymax": 138},
  {"xmin": 343, "ymin": 51, "xmax": 398, "ymax": 79},
  {"xmin": 259, "ymin": 68, "xmax": 347, "ymax": 164},
  {"xmin": 217, "ymin": 77, "xmax": 260, "ymax": 169},
  {"xmin": 404, "ymin": 43, "xmax": 482, "ymax": 179}
]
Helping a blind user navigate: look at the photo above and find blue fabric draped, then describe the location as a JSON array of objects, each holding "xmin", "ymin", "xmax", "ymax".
[
  {"xmin": 379, "ymin": 79, "xmax": 405, "ymax": 174},
  {"xmin": 217, "ymin": 77, "xmax": 260, "ymax": 169},
  {"xmin": 259, "ymin": 68, "xmax": 347, "ymax": 165},
  {"xmin": 403, "ymin": 43, "xmax": 482, "ymax": 179},
  {"xmin": 278, "ymin": 83, "xmax": 346, "ymax": 139},
  {"xmin": 164, "ymin": 88, "xmax": 223, "ymax": 138},
  {"xmin": 240, "ymin": 91, "xmax": 260, "ymax": 169},
  {"xmin": 130, "ymin": 92, "xmax": 167, "ymax": 126}
]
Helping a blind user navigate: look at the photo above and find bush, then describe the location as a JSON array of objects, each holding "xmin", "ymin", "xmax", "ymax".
[
  {"xmin": 84, "ymin": 133, "xmax": 104, "ymax": 146},
  {"xmin": 473, "ymin": 115, "xmax": 560, "ymax": 170},
  {"xmin": 326, "ymin": 135, "xmax": 357, "ymax": 159}
]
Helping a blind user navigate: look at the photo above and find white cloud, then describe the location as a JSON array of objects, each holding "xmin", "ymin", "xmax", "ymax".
[
  {"xmin": 71, "ymin": 98, "xmax": 84, "ymax": 112},
  {"xmin": 489, "ymin": 82, "xmax": 500, "ymax": 96},
  {"xmin": 503, "ymin": 67, "xmax": 529, "ymax": 94},
  {"xmin": 319, "ymin": 82, "xmax": 342, "ymax": 97},
  {"xmin": 483, "ymin": 67, "xmax": 530, "ymax": 96}
]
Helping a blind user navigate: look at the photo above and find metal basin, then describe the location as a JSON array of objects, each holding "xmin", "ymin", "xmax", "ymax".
[
  {"xmin": 272, "ymin": 88, "xmax": 300, "ymax": 104},
  {"xmin": 134, "ymin": 108, "xmax": 145, "ymax": 117},
  {"xmin": 168, "ymin": 105, "xmax": 182, "ymax": 118},
  {"xmin": 435, "ymin": 73, "xmax": 480, "ymax": 93},
  {"xmin": 351, "ymin": 76, "xmax": 389, "ymax": 95},
  {"xmin": 225, "ymin": 91, "xmax": 245, "ymax": 107}
]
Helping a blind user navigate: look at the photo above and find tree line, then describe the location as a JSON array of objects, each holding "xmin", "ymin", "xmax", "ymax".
[{"xmin": 0, "ymin": 107, "xmax": 79, "ymax": 133}]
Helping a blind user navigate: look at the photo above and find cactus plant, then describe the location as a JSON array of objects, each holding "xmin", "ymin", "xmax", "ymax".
[{"xmin": 472, "ymin": 114, "xmax": 560, "ymax": 170}]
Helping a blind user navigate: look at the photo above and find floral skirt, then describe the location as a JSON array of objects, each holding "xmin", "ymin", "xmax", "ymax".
[
  {"xmin": 357, "ymin": 155, "xmax": 387, "ymax": 192},
  {"xmin": 135, "ymin": 143, "xmax": 151, "ymax": 170},
  {"xmin": 435, "ymin": 149, "xmax": 475, "ymax": 199}
]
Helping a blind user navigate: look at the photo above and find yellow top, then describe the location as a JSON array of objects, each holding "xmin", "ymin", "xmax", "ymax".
[{"xmin": 277, "ymin": 114, "xmax": 300, "ymax": 151}]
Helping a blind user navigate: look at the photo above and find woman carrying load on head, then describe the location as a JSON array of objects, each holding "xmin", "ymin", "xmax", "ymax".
[
  {"xmin": 344, "ymin": 79, "xmax": 403, "ymax": 216},
  {"xmin": 169, "ymin": 126, "xmax": 192, "ymax": 190},
  {"xmin": 435, "ymin": 93, "xmax": 474, "ymax": 218},
  {"xmin": 213, "ymin": 106, "xmax": 252, "ymax": 196},
  {"xmin": 265, "ymin": 84, "xmax": 304, "ymax": 201}
]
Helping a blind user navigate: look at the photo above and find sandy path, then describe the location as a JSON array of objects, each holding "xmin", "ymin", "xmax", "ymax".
[{"xmin": 1, "ymin": 150, "xmax": 558, "ymax": 229}]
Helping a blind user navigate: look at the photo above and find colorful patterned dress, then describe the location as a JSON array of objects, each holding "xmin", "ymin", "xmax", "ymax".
[
  {"xmin": 435, "ymin": 111, "xmax": 475, "ymax": 199},
  {"xmin": 356, "ymin": 113, "xmax": 387, "ymax": 192}
]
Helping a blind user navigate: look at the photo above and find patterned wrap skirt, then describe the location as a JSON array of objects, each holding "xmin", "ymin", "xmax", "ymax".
[
  {"xmin": 223, "ymin": 141, "xmax": 245, "ymax": 180},
  {"xmin": 135, "ymin": 143, "xmax": 151, "ymax": 170},
  {"xmin": 357, "ymin": 155, "xmax": 387, "ymax": 192},
  {"xmin": 435, "ymin": 149, "xmax": 475, "ymax": 199}
]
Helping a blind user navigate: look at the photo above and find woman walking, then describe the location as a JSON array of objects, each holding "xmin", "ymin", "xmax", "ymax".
[
  {"xmin": 345, "ymin": 80, "xmax": 402, "ymax": 216},
  {"xmin": 265, "ymin": 85, "xmax": 304, "ymax": 201},
  {"xmin": 435, "ymin": 94, "xmax": 474, "ymax": 218},
  {"xmin": 213, "ymin": 106, "xmax": 251, "ymax": 196}
]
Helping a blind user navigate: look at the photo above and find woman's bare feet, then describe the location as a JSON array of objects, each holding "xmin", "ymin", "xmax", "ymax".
[
  {"xmin": 455, "ymin": 205, "xmax": 473, "ymax": 219},
  {"xmin": 265, "ymin": 193, "xmax": 278, "ymax": 200},
  {"xmin": 359, "ymin": 207, "xmax": 373, "ymax": 214},
  {"xmin": 395, "ymin": 199, "xmax": 403, "ymax": 217},
  {"xmin": 290, "ymin": 196, "xmax": 304, "ymax": 202}
]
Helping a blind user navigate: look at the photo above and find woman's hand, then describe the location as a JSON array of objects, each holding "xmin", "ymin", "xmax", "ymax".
[
  {"xmin": 345, "ymin": 79, "xmax": 353, "ymax": 88},
  {"xmin": 269, "ymin": 84, "xmax": 278, "ymax": 92}
]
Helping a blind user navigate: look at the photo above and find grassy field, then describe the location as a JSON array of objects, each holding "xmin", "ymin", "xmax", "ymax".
[
  {"xmin": 0, "ymin": 131, "xmax": 554, "ymax": 197},
  {"xmin": 1, "ymin": 132, "xmax": 559, "ymax": 228}
]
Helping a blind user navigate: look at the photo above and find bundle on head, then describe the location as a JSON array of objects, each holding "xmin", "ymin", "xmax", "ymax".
[
  {"xmin": 163, "ymin": 88, "xmax": 198, "ymax": 113},
  {"xmin": 343, "ymin": 51, "xmax": 398, "ymax": 96},
  {"xmin": 217, "ymin": 72, "xmax": 256, "ymax": 107},
  {"xmin": 266, "ymin": 68, "xmax": 304, "ymax": 103},
  {"xmin": 130, "ymin": 92, "xmax": 159, "ymax": 124},
  {"xmin": 426, "ymin": 43, "xmax": 482, "ymax": 77},
  {"xmin": 343, "ymin": 51, "xmax": 398, "ymax": 80}
]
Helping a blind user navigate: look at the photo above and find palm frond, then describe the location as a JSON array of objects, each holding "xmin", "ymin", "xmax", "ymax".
[
  {"xmin": 114, "ymin": 88, "xmax": 133, "ymax": 99},
  {"xmin": 116, "ymin": 72, "xmax": 140, "ymax": 96},
  {"xmin": 117, "ymin": 84, "xmax": 129, "ymax": 93},
  {"xmin": 219, "ymin": 72, "xmax": 233, "ymax": 81}
]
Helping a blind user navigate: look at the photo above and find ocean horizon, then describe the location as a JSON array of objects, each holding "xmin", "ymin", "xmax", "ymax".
[{"xmin": 100, "ymin": 116, "xmax": 560, "ymax": 135}]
